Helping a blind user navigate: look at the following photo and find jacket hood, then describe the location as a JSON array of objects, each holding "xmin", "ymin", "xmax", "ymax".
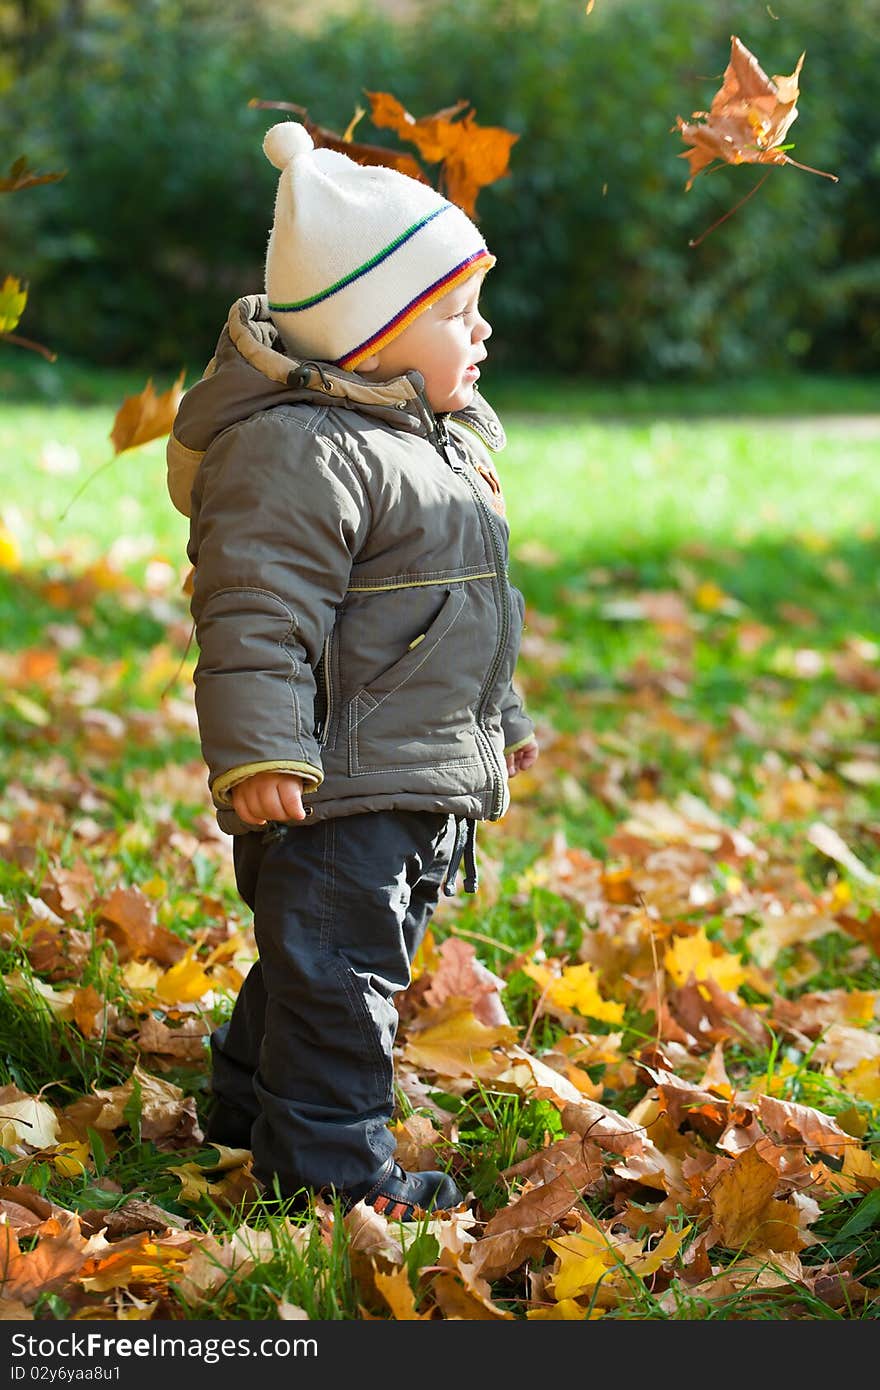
[{"xmin": 167, "ymin": 294, "xmax": 506, "ymax": 517}]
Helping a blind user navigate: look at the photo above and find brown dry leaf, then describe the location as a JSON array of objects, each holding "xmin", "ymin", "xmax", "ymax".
[
  {"xmin": 0, "ymin": 1214, "xmax": 92, "ymax": 1305},
  {"xmin": 0, "ymin": 155, "xmax": 66, "ymax": 193},
  {"xmin": 667, "ymin": 975, "xmax": 771, "ymax": 1050},
  {"xmin": 366, "ymin": 91, "xmax": 518, "ymax": 217},
  {"xmin": 423, "ymin": 937, "xmax": 510, "ymax": 1026},
  {"xmin": 710, "ymin": 1146, "xmax": 804, "ymax": 1252},
  {"xmin": 756, "ymin": 1094, "xmax": 855, "ymax": 1157},
  {"xmin": 491, "ymin": 1044, "xmax": 598, "ymax": 1108},
  {"xmin": 96, "ymin": 885, "xmax": 187, "ymax": 965},
  {"xmin": 110, "ymin": 371, "xmax": 185, "ymax": 455},
  {"xmin": 469, "ymin": 1147, "xmax": 603, "ymax": 1283},
  {"xmin": 812, "ymin": 1023, "xmax": 880, "ymax": 1074},
  {"xmin": 135, "ymin": 1014, "xmax": 210, "ymax": 1062},
  {"xmin": 253, "ymin": 101, "xmax": 428, "ymax": 183},
  {"xmin": 344, "ymin": 1202, "xmax": 405, "ymax": 1266},
  {"xmin": 72, "ymin": 985, "xmax": 106, "ymax": 1038},
  {"xmin": 388, "ymin": 1114, "xmax": 448, "ymax": 1172},
  {"xmin": 77, "ymin": 1064, "xmax": 203, "ymax": 1147},
  {"xmin": 835, "ymin": 909, "xmax": 880, "ymax": 954},
  {"xmin": 175, "ymin": 1225, "xmax": 282, "ymax": 1301},
  {"xmin": 86, "ymin": 1199, "xmax": 189, "ymax": 1239},
  {"xmin": 637, "ymin": 1059, "xmax": 731, "ymax": 1141},
  {"xmin": 429, "ymin": 1235, "xmax": 514, "ymax": 1320},
  {"xmin": 676, "ymin": 36, "xmax": 813, "ymax": 189},
  {"xmin": 0, "ymin": 1184, "xmax": 63, "ymax": 1235},
  {"xmin": 39, "ymin": 860, "xmax": 96, "ymax": 920},
  {"xmin": 560, "ymin": 1098, "xmax": 651, "ymax": 1156},
  {"xmin": 769, "ymin": 988, "xmax": 877, "ymax": 1042}
]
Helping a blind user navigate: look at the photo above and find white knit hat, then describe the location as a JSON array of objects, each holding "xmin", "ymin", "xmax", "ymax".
[{"xmin": 262, "ymin": 121, "xmax": 495, "ymax": 370}]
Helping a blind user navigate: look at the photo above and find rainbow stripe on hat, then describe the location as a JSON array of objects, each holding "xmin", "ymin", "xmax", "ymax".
[{"xmin": 338, "ymin": 251, "xmax": 494, "ymax": 370}]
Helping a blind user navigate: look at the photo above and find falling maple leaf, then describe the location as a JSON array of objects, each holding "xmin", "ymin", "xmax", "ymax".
[
  {"xmin": 675, "ymin": 35, "xmax": 835, "ymax": 190},
  {"xmin": 0, "ymin": 275, "xmax": 27, "ymax": 333},
  {"xmin": 365, "ymin": 91, "xmax": 518, "ymax": 218},
  {"xmin": 110, "ymin": 371, "xmax": 186, "ymax": 455},
  {"xmin": 0, "ymin": 156, "xmax": 66, "ymax": 194}
]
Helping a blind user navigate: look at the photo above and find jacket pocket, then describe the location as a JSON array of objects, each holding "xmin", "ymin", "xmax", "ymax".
[{"xmin": 348, "ymin": 584, "xmax": 476, "ymax": 774}]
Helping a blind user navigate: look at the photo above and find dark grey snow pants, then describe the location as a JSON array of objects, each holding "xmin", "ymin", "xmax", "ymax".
[{"xmin": 209, "ymin": 808, "xmax": 459, "ymax": 1195}]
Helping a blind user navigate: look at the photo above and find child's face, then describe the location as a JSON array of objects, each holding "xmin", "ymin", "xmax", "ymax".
[{"xmin": 359, "ymin": 273, "xmax": 492, "ymax": 414}]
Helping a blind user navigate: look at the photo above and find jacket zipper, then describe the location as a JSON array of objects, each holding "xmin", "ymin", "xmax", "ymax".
[
  {"xmin": 315, "ymin": 636, "xmax": 333, "ymax": 746},
  {"xmin": 433, "ymin": 411, "xmax": 510, "ymax": 819}
]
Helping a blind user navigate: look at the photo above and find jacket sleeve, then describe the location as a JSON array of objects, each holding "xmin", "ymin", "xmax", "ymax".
[
  {"xmin": 500, "ymin": 682, "xmax": 535, "ymax": 753},
  {"xmin": 500, "ymin": 578, "xmax": 535, "ymax": 753},
  {"xmin": 188, "ymin": 411, "xmax": 370, "ymax": 808}
]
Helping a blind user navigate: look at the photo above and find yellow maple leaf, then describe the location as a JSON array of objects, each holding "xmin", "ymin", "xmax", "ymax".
[
  {"xmin": 0, "ymin": 274, "xmax": 27, "ymax": 333},
  {"xmin": 53, "ymin": 1141, "xmax": 89, "ymax": 1178},
  {"xmin": 522, "ymin": 960, "xmax": 624, "ymax": 1024},
  {"xmin": 402, "ymin": 1003, "xmax": 517, "ymax": 1078},
  {"xmin": 121, "ymin": 960, "xmax": 163, "ymax": 993},
  {"xmin": 154, "ymin": 948, "xmax": 214, "ymax": 1004},
  {"xmin": 374, "ymin": 1266, "xmax": 430, "ymax": 1320},
  {"xmin": 839, "ymin": 1058, "xmax": 880, "ymax": 1105},
  {"xmin": 630, "ymin": 1222, "xmax": 692, "ymax": 1276},
  {"xmin": 548, "ymin": 1219, "xmax": 626, "ymax": 1301},
  {"xmin": 664, "ymin": 927, "xmax": 747, "ymax": 991},
  {"xmin": 527, "ymin": 1299, "xmax": 603, "ymax": 1320}
]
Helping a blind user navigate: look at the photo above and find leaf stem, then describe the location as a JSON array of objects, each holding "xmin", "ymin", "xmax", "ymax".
[
  {"xmin": 782, "ymin": 155, "xmax": 839, "ymax": 181},
  {"xmin": 688, "ymin": 169, "xmax": 772, "ymax": 248},
  {"xmin": 58, "ymin": 454, "xmax": 119, "ymax": 521},
  {"xmin": 0, "ymin": 331, "xmax": 57, "ymax": 361}
]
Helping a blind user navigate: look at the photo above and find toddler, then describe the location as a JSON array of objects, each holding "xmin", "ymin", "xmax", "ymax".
[{"xmin": 167, "ymin": 120, "xmax": 538, "ymax": 1219}]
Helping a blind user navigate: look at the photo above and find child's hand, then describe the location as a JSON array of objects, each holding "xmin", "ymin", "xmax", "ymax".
[
  {"xmin": 506, "ymin": 738, "xmax": 539, "ymax": 779},
  {"xmin": 231, "ymin": 771, "xmax": 307, "ymax": 826}
]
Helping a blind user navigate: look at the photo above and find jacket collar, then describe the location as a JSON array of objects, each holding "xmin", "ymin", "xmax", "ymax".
[{"xmin": 228, "ymin": 294, "xmax": 506, "ymax": 451}]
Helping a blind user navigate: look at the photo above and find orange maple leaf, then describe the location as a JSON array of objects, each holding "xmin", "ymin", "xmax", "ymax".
[
  {"xmin": 366, "ymin": 91, "xmax": 518, "ymax": 217},
  {"xmin": 110, "ymin": 370, "xmax": 185, "ymax": 456},
  {"xmin": 675, "ymin": 35, "xmax": 836, "ymax": 190}
]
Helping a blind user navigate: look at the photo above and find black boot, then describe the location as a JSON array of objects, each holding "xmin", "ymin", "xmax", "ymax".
[{"xmin": 334, "ymin": 1160, "xmax": 466, "ymax": 1221}]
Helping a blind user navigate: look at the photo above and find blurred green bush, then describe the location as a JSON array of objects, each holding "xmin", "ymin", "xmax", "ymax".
[{"xmin": 3, "ymin": 0, "xmax": 878, "ymax": 378}]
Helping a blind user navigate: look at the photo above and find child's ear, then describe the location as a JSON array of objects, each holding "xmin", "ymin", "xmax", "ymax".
[{"xmin": 356, "ymin": 352, "xmax": 381, "ymax": 374}]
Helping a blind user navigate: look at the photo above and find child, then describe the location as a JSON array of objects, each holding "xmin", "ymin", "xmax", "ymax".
[{"xmin": 167, "ymin": 120, "xmax": 538, "ymax": 1220}]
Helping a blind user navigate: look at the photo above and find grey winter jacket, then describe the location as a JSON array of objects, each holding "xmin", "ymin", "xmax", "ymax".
[{"xmin": 167, "ymin": 295, "xmax": 534, "ymax": 835}]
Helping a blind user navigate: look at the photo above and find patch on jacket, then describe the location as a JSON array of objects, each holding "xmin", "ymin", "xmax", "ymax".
[{"xmin": 473, "ymin": 459, "xmax": 506, "ymax": 517}]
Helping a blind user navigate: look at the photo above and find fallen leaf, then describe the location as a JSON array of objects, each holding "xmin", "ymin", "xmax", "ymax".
[{"xmin": 710, "ymin": 1146, "xmax": 805, "ymax": 1252}]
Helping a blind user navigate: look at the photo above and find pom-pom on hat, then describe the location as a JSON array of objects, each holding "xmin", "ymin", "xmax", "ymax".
[{"xmin": 262, "ymin": 121, "xmax": 494, "ymax": 370}]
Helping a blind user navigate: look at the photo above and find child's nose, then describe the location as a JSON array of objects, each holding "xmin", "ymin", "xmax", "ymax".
[{"xmin": 473, "ymin": 314, "xmax": 492, "ymax": 342}]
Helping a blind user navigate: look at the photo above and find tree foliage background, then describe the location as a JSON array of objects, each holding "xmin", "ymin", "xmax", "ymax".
[{"xmin": 2, "ymin": 0, "xmax": 878, "ymax": 377}]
